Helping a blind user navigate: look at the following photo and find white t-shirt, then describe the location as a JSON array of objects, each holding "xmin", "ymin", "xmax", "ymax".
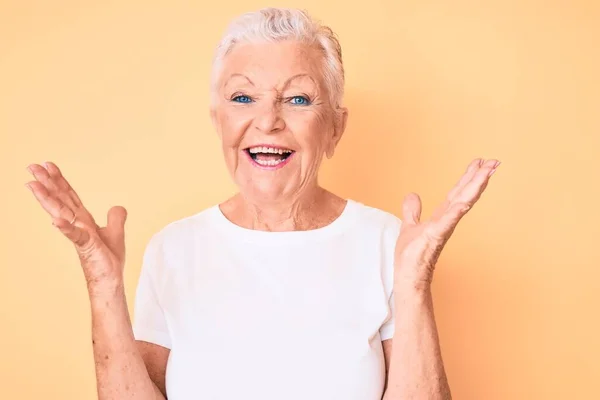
[{"xmin": 133, "ymin": 199, "xmax": 401, "ymax": 400}]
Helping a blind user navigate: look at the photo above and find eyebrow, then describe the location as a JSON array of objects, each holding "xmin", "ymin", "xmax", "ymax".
[
  {"xmin": 222, "ymin": 73, "xmax": 318, "ymax": 90},
  {"xmin": 223, "ymin": 74, "xmax": 255, "ymax": 88},
  {"xmin": 283, "ymin": 74, "xmax": 318, "ymax": 89}
]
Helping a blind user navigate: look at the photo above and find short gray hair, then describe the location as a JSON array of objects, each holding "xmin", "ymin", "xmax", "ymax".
[{"xmin": 210, "ymin": 8, "xmax": 345, "ymax": 110}]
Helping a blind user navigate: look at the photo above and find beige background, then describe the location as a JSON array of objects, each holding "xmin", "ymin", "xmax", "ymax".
[{"xmin": 1, "ymin": 0, "xmax": 599, "ymax": 398}]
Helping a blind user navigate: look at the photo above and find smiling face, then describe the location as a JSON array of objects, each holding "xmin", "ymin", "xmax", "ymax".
[{"xmin": 210, "ymin": 40, "xmax": 347, "ymax": 205}]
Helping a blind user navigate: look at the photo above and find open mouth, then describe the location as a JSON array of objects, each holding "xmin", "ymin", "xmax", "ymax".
[{"xmin": 245, "ymin": 146, "xmax": 295, "ymax": 167}]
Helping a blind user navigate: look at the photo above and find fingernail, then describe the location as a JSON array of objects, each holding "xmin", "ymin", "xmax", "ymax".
[
  {"xmin": 489, "ymin": 168, "xmax": 497, "ymax": 177},
  {"xmin": 25, "ymin": 183, "xmax": 32, "ymax": 191}
]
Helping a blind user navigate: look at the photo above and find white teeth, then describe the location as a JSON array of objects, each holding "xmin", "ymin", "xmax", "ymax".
[
  {"xmin": 254, "ymin": 158, "xmax": 287, "ymax": 166},
  {"xmin": 248, "ymin": 146, "xmax": 293, "ymax": 154}
]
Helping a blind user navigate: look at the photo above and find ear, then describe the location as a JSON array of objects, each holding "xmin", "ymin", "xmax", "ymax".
[{"xmin": 326, "ymin": 107, "xmax": 348, "ymax": 159}]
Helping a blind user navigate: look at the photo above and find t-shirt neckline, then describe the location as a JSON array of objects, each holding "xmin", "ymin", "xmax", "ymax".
[{"xmin": 208, "ymin": 199, "xmax": 360, "ymax": 244}]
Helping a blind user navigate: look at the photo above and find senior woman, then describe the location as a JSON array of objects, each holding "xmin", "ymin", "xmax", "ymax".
[{"xmin": 25, "ymin": 7, "xmax": 499, "ymax": 400}]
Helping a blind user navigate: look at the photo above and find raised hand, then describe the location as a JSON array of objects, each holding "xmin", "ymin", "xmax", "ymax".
[
  {"xmin": 394, "ymin": 158, "xmax": 500, "ymax": 288},
  {"xmin": 25, "ymin": 162, "xmax": 128, "ymax": 294}
]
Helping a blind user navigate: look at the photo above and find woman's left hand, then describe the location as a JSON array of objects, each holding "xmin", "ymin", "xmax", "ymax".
[{"xmin": 394, "ymin": 158, "xmax": 500, "ymax": 289}]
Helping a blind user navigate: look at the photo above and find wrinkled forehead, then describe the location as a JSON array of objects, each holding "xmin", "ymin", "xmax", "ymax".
[{"xmin": 217, "ymin": 41, "xmax": 328, "ymax": 93}]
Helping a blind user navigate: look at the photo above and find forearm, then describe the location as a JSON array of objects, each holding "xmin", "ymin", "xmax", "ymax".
[
  {"xmin": 89, "ymin": 284, "xmax": 165, "ymax": 400},
  {"xmin": 383, "ymin": 284, "xmax": 451, "ymax": 400}
]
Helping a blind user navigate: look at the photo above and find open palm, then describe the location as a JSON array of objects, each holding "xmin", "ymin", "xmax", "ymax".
[
  {"xmin": 25, "ymin": 162, "xmax": 128, "ymax": 290},
  {"xmin": 395, "ymin": 158, "xmax": 500, "ymax": 286}
]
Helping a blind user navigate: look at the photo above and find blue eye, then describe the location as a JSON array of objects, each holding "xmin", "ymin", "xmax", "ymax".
[
  {"xmin": 232, "ymin": 95, "xmax": 253, "ymax": 103},
  {"xmin": 289, "ymin": 96, "xmax": 310, "ymax": 105}
]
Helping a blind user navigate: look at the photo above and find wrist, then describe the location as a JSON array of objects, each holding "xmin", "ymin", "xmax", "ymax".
[
  {"xmin": 393, "ymin": 277, "xmax": 432, "ymax": 296},
  {"xmin": 87, "ymin": 278, "xmax": 125, "ymax": 300},
  {"xmin": 393, "ymin": 283, "xmax": 433, "ymax": 312}
]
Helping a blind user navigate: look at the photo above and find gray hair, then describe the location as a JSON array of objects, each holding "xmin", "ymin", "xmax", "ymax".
[{"xmin": 210, "ymin": 8, "xmax": 345, "ymax": 110}]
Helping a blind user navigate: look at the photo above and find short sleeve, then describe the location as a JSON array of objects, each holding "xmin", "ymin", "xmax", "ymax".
[
  {"xmin": 132, "ymin": 234, "xmax": 172, "ymax": 349},
  {"xmin": 378, "ymin": 292, "xmax": 395, "ymax": 340},
  {"xmin": 378, "ymin": 216, "xmax": 401, "ymax": 341}
]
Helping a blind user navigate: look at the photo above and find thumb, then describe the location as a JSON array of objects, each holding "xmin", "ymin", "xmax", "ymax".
[
  {"xmin": 106, "ymin": 206, "xmax": 127, "ymax": 239},
  {"xmin": 402, "ymin": 192, "xmax": 422, "ymax": 225}
]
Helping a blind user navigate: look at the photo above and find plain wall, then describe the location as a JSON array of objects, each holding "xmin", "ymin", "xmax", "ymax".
[{"xmin": 1, "ymin": 0, "xmax": 598, "ymax": 398}]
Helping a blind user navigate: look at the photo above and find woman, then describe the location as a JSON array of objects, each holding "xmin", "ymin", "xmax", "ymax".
[{"xmin": 25, "ymin": 7, "xmax": 499, "ymax": 400}]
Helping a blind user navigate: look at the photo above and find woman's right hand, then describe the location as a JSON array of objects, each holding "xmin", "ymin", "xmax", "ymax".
[{"xmin": 25, "ymin": 162, "xmax": 128, "ymax": 296}]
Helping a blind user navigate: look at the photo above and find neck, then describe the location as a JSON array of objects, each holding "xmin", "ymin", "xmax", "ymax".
[{"xmin": 221, "ymin": 185, "xmax": 345, "ymax": 232}]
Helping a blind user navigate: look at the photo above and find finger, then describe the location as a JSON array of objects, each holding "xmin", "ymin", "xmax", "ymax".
[
  {"xmin": 52, "ymin": 216, "xmax": 92, "ymax": 247},
  {"xmin": 27, "ymin": 163, "xmax": 60, "ymax": 193},
  {"xmin": 27, "ymin": 163, "xmax": 78, "ymax": 211},
  {"xmin": 454, "ymin": 159, "xmax": 500, "ymax": 206},
  {"xmin": 446, "ymin": 158, "xmax": 483, "ymax": 202},
  {"xmin": 401, "ymin": 192, "xmax": 422, "ymax": 225},
  {"xmin": 44, "ymin": 161, "xmax": 83, "ymax": 208},
  {"xmin": 26, "ymin": 180, "xmax": 76, "ymax": 222}
]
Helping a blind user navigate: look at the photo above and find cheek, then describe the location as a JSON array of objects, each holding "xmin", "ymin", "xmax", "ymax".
[
  {"xmin": 219, "ymin": 108, "xmax": 251, "ymax": 148},
  {"xmin": 285, "ymin": 110, "xmax": 332, "ymax": 155}
]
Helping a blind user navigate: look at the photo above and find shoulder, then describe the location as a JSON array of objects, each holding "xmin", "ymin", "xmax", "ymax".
[
  {"xmin": 143, "ymin": 205, "xmax": 220, "ymax": 259},
  {"xmin": 347, "ymin": 201, "xmax": 399, "ymax": 293},
  {"xmin": 348, "ymin": 199, "xmax": 402, "ymax": 238}
]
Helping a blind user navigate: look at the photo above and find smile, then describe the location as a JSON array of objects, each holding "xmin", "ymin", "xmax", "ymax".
[{"xmin": 244, "ymin": 145, "xmax": 295, "ymax": 170}]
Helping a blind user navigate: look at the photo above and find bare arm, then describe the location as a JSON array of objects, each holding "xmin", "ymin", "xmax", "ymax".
[
  {"xmin": 25, "ymin": 162, "xmax": 167, "ymax": 399},
  {"xmin": 382, "ymin": 159, "xmax": 500, "ymax": 399},
  {"xmin": 137, "ymin": 340, "xmax": 170, "ymax": 397},
  {"xmin": 90, "ymin": 285, "xmax": 167, "ymax": 399},
  {"xmin": 382, "ymin": 286, "xmax": 451, "ymax": 400}
]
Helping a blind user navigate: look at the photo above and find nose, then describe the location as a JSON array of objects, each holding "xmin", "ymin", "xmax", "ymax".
[{"xmin": 253, "ymin": 102, "xmax": 286, "ymax": 134}]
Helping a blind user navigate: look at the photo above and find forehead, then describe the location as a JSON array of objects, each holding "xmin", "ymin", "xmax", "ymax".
[{"xmin": 219, "ymin": 40, "xmax": 326, "ymax": 89}]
